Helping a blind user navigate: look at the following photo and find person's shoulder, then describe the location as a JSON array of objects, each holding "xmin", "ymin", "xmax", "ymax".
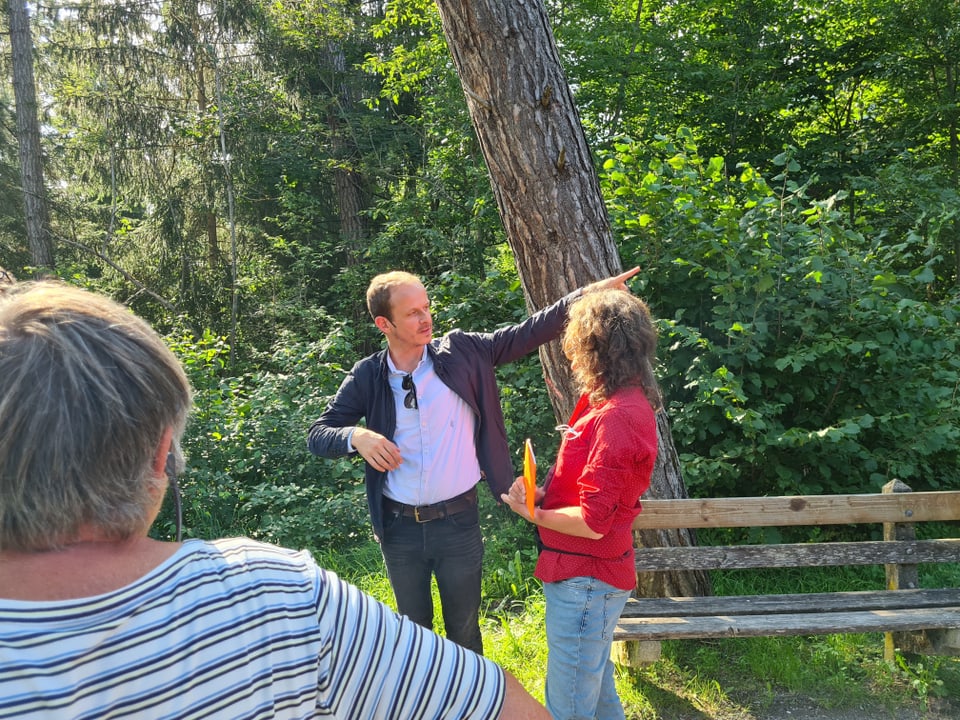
[
  {"xmin": 597, "ymin": 387, "xmax": 655, "ymax": 422},
  {"xmin": 205, "ymin": 536, "xmax": 310, "ymax": 556},
  {"xmin": 613, "ymin": 385, "xmax": 653, "ymax": 404},
  {"xmin": 340, "ymin": 350, "xmax": 388, "ymax": 386},
  {"xmin": 352, "ymin": 349, "xmax": 387, "ymax": 371},
  {"xmin": 200, "ymin": 537, "xmax": 316, "ymax": 570},
  {"xmin": 433, "ymin": 328, "xmax": 479, "ymax": 353}
]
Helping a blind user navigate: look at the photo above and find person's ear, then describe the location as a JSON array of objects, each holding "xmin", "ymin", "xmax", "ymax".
[
  {"xmin": 152, "ymin": 426, "xmax": 174, "ymax": 477},
  {"xmin": 374, "ymin": 315, "xmax": 392, "ymax": 334}
]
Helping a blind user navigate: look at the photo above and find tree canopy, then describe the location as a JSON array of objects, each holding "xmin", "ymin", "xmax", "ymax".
[{"xmin": 0, "ymin": 0, "xmax": 957, "ymax": 546}]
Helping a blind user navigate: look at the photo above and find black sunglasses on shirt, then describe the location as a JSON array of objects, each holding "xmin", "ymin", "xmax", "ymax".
[{"xmin": 402, "ymin": 374, "xmax": 418, "ymax": 410}]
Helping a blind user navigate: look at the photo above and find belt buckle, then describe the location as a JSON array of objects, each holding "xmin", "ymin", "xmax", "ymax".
[{"xmin": 414, "ymin": 506, "xmax": 427, "ymax": 523}]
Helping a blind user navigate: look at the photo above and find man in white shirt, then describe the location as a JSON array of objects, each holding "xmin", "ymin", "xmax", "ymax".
[{"xmin": 308, "ymin": 268, "xmax": 639, "ymax": 653}]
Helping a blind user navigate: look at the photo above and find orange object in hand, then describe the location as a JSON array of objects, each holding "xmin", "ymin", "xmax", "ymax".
[{"xmin": 523, "ymin": 439, "xmax": 537, "ymax": 516}]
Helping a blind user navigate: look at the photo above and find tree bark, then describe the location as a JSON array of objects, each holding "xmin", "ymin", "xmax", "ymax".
[
  {"xmin": 8, "ymin": 0, "xmax": 54, "ymax": 273},
  {"xmin": 433, "ymin": 0, "xmax": 615, "ymax": 421},
  {"xmin": 633, "ymin": 411, "xmax": 713, "ymax": 597},
  {"xmin": 433, "ymin": 0, "xmax": 710, "ymax": 597},
  {"xmin": 327, "ymin": 40, "xmax": 375, "ymax": 348}
]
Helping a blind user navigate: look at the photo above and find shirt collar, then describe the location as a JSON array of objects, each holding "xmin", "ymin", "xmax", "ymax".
[{"xmin": 386, "ymin": 345, "xmax": 428, "ymax": 377}]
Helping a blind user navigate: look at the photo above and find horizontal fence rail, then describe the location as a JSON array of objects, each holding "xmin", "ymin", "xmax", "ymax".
[{"xmin": 632, "ymin": 491, "xmax": 960, "ymax": 530}]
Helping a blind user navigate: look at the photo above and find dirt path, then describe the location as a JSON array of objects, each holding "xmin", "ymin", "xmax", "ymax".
[
  {"xmin": 674, "ymin": 691, "xmax": 960, "ymax": 720},
  {"xmin": 753, "ymin": 693, "xmax": 953, "ymax": 720}
]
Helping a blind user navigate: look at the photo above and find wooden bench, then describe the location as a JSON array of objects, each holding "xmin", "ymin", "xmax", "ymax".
[{"xmin": 613, "ymin": 480, "xmax": 960, "ymax": 666}]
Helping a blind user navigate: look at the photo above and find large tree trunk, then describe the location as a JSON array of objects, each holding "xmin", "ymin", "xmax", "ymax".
[
  {"xmin": 8, "ymin": 0, "xmax": 54, "ymax": 273},
  {"xmin": 434, "ymin": 0, "xmax": 710, "ymax": 597},
  {"xmin": 327, "ymin": 40, "xmax": 376, "ymax": 351},
  {"xmin": 634, "ymin": 412, "xmax": 712, "ymax": 597},
  {"xmin": 433, "ymin": 0, "xmax": 614, "ymax": 421}
]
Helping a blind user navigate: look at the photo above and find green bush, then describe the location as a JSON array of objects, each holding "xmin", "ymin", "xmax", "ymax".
[
  {"xmin": 154, "ymin": 320, "xmax": 372, "ymax": 552},
  {"xmin": 603, "ymin": 129, "xmax": 960, "ymax": 497},
  {"xmin": 152, "ymin": 262, "xmax": 567, "ymax": 554}
]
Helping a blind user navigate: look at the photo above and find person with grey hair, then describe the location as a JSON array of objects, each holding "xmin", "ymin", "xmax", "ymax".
[{"xmin": 0, "ymin": 281, "xmax": 550, "ymax": 720}]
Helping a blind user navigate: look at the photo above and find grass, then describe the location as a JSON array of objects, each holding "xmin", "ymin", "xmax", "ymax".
[
  {"xmin": 479, "ymin": 605, "xmax": 960, "ymax": 719},
  {"xmin": 314, "ymin": 501, "xmax": 960, "ymax": 719},
  {"xmin": 617, "ymin": 635, "xmax": 960, "ymax": 719}
]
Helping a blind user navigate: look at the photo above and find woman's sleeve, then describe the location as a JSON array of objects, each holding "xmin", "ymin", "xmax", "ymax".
[{"xmin": 578, "ymin": 409, "xmax": 654, "ymax": 536}]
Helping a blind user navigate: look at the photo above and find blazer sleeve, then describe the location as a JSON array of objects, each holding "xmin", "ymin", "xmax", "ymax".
[
  {"xmin": 483, "ymin": 288, "xmax": 583, "ymax": 367},
  {"xmin": 307, "ymin": 364, "xmax": 367, "ymax": 458}
]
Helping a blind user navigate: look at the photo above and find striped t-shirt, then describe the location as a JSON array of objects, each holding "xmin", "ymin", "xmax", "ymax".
[{"xmin": 0, "ymin": 538, "xmax": 506, "ymax": 719}]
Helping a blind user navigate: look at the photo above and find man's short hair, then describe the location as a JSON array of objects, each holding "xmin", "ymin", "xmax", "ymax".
[
  {"xmin": 366, "ymin": 271, "xmax": 422, "ymax": 322},
  {"xmin": 0, "ymin": 282, "xmax": 193, "ymax": 551}
]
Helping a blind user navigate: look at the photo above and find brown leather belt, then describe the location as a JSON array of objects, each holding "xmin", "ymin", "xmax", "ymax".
[{"xmin": 383, "ymin": 487, "xmax": 478, "ymax": 523}]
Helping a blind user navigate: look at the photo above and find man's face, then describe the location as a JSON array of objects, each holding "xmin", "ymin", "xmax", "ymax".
[{"xmin": 380, "ymin": 282, "xmax": 433, "ymax": 348}]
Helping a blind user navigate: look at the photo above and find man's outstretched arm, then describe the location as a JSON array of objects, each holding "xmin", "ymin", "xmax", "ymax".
[{"xmin": 583, "ymin": 265, "xmax": 641, "ymax": 294}]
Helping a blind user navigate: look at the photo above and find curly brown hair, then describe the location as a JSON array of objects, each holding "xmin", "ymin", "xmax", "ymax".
[{"xmin": 562, "ymin": 289, "xmax": 661, "ymax": 409}]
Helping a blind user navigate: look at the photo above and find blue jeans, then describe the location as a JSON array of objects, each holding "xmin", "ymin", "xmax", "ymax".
[
  {"xmin": 379, "ymin": 503, "xmax": 485, "ymax": 654},
  {"xmin": 543, "ymin": 576, "xmax": 630, "ymax": 720}
]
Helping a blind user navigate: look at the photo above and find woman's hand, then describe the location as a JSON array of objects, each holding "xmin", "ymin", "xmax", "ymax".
[{"xmin": 501, "ymin": 477, "xmax": 538, "ymax": 523}]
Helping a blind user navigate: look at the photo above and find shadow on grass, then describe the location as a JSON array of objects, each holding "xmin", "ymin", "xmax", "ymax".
[
  {"xmin": 619, "ymin": 671, "xmax": 720, "ymax": 720},
  {"xmin": 616, "ymin": 636, "xmax": 960, "ymax": 720}
]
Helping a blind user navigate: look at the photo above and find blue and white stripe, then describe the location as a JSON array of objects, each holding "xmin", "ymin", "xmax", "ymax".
[{"xmin": 0, "ymin": 538, "xmax": 505, "ymax": 719}]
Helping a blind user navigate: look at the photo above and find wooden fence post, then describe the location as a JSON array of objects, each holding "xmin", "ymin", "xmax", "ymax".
[{"xmin": 883, "ymin": 479, "xmax": 917, "ymax": 663}]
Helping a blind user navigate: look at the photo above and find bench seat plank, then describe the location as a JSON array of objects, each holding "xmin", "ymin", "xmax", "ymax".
[
  {"xmin": 633, "ymin": 539, "xmax": 960, "ymax": 571},
  {"xmin": 615, "ymin": 605, "xmax": 960, "ymax": 641},
  {"xmin": 619, "ymin": 588, "xmax": 960, "ymax": 619}
]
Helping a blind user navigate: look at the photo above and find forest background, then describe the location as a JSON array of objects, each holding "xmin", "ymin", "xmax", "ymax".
[{"xmin": 1, "ymin": 0, "xmax": 959, "ymax": 714}]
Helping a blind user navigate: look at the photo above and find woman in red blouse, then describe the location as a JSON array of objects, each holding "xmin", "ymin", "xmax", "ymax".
[{"xmin": 502, "ymin": 287, "xmax": 661, "ymax": 720}]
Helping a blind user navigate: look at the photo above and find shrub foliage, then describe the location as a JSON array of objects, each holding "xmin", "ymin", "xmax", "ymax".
[{"xmin": 604, "ymin": 130, "xmax": 959, "ymax": 497}]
